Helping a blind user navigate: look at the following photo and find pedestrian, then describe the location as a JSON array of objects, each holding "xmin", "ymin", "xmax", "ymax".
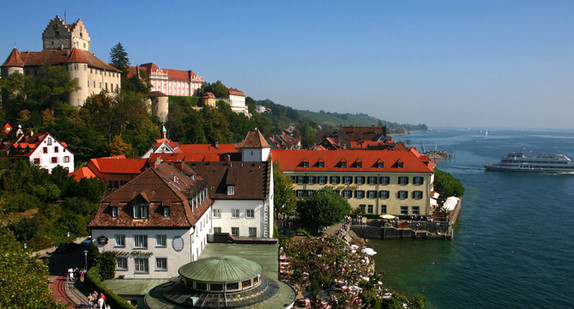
[
  {"xmin": 68, "ymin": 267, "xmax": 74, "ymax": 281},
  {"xmin": 97, "ymin": 296, "xmax": 104, "ymax": 309}
]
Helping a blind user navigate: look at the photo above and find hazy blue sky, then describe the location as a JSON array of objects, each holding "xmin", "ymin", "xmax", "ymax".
[{"xmin": 2, "ymin": 1, "xmax": 574, "ymax": 129}]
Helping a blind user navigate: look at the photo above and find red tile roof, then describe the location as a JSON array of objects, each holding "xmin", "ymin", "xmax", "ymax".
[
  {"xmin": 88, "ymin": 163, "xmax": 211, "ymax": 229},
  {"xmin": 13, "ymin": 49, "xmax": 119, "ymax": 71},
  {"xmin": 1, "ymin": 48, "xmax": 25, "ymax": 67},
  {"xmin": 129, "ymin": 63, "xmax": 204, "ymax": 82},
  {"xmin": 10, "ymin": 133, "xmax": 72, "ymax": 158},
  {"xmin": 271, "ymin": 148, "xmax": 435, "ymax": 173},
  {"xmin": 228, "ymin": 88, "xmax": 245, "ymax": 97},
  {"xmin": 87, "ymin": 157, "xmax": 147, "ymax": 174},
  {"xmin": 238, "ymin": 129, "xmax": 270, "ymax": 148},
  {"xmin": 68, "ymin": 166, "xmax": 97, "ymax": 182}
]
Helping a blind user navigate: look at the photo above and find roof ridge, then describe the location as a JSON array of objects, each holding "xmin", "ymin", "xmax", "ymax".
[{"xmin": 2, "ymin": 48, "xmax": 25, "ymax": 67}]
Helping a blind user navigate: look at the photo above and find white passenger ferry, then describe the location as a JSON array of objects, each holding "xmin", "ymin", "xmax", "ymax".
[{"xmin": 484, "ymin": 151, "xmax": 574, "ymax": 173}]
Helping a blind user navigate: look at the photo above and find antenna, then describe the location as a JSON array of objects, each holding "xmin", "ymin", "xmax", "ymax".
[{"xmin": 64, "ymin": 10, "xmax": 66, "ymax": 23}]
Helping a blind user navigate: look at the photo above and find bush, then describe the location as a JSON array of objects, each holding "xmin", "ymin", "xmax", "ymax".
[
  {"xmin": 434, "ymin": 169, "xmax": 464, "ymax": 197},
  {"xmin": 99, "ymin": 252, "xmax": 117, "ymax": 280}
]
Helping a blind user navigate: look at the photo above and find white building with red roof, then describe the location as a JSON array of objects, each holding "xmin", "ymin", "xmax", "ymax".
[
  {"xmin": 1, "ymin": 16, "xmax": 121, "ymax": 107},
  {"xmin": 10, "ymin": 132, "xmax": 74, "ymax": 173},
  {"xmin": 129, "ymin": 63, "xmax": 204, "ymax": 97},
  {"xmin": 228, "ymin": 88, "xmax": 248, "ymax": 114}
]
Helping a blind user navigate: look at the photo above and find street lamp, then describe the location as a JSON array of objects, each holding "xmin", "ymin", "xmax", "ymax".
[{"xmin": 83, "ymin": 250, "xmax": 88, "ymax": 270}]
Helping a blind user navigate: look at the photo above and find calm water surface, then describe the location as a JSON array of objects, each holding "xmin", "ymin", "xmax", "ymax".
[{"xmin": 369, "ymin": 129, "xmax": 574, "ymax": 308}]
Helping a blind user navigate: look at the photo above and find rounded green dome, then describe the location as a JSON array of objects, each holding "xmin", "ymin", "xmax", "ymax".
[{"xmin": 178, "ymin": 256, "xmax": 263, "ymax": 283}]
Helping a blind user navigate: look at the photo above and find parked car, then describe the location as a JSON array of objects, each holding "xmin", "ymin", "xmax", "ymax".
[
  {"xmin": 80, "ymin": 237, "xmax": 93, "ymax": 247},
  {"xmin": 55, "ymin": 242, "xmax": 77, "ymax": 254}
]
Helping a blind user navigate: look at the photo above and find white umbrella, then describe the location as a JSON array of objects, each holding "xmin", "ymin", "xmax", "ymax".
[{"xmin": 380, "ymin": 214, "xmax": 395, "ymax": 219}]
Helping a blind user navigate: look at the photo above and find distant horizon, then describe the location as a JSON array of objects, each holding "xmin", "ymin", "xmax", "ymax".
[{"xmin": 2, "ymin": 1, "xmax": 573, "ymax": 129}]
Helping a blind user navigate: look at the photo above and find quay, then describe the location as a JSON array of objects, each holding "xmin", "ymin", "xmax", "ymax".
[{"xmin": 350, "ymin": 198, "xmax": 462, "ymax": 240}]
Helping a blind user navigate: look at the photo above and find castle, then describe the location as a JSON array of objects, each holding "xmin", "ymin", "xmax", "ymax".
[{"xmin": 1, "ymin": 16, "xmax": 121, "ymax": 107}]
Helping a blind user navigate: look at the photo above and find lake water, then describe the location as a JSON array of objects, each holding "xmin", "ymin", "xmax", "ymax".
[{"xmin": 369, "ymin": 128, "xmax": 574, "ymax": 308}]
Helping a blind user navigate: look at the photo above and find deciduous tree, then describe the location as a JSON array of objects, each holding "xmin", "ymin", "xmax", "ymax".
[
  {"xmin": 273, "ymin": 163, "xmax": 296, "ymax": 216},
  {"xmin": 296, "ymin": 188, "xmax": 351, "ymax": 231}
]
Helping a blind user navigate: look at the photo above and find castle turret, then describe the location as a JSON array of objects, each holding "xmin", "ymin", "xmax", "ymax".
[
  {"xmin": 1, "ymin": 48, "xmax": 24, "ymax": 78},
  {"xmin": 66, "ymin": 48, "xmax": 89, "ymax": 107},
  {"xmin": 150, "ymin": 92, "xmax": 169, "ymax": 123}
]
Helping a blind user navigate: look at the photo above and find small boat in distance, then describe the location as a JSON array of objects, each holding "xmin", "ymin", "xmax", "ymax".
[{"xmin": 484, "ymin": 150, "xmax": 574, "ymax": 174}]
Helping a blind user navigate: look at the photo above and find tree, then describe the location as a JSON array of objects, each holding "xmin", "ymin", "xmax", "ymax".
[
  {"xmin": 273, "ymin": 163, "xmax": 296, "ymax": 216},
  {"xmin": 0, "ymin": 229, "xmax": 66, "ymax": 309},
  {"xmin": 109, "ymin": 42, "xmax": 129, "ymax": 74},
  {"xmin": 296, "ymin": 188, "xmax": 352, "ymax": 231},
  {"xmin": 434, "ymin": 169, "xmax": 464, "ymax": 197},
  {"xmin": 200, "ymin": 80, "xmax": 229, "ymax": 98}
]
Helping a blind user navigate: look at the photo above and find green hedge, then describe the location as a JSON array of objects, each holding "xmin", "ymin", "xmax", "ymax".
[{"xmin": 85, "ymin": 266, "xmax": 136, "ymax": 309}]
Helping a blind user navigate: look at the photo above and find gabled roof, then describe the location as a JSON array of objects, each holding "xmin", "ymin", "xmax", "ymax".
[
  {"xmin": 129, "ymin": 63, "xmax": 204, "ymax": 82},
  {"xmin": 69, "ymin": 166, "xmax": 97, "ymax": 182},
  {"xmin": 88, "ymin": 163, "xmax": 211, "ymax": 229},
  {"xmin": 238, "ymin": 129, "xmax": 270, "ymax": 149},
  {"xmin": 9, "ymin": 133, "xmax": 73, "ymax": 158},
  {"xmin": 271, "ymin": 148, "xmax": 435, "ymax": 173},
  {"xmin": 87, "ymin": 157, "xmax": 147, "ymax": 175},
  {"xmin": 189, "ymin": 161, "xmax": 270, "ymax": 200},
  {"xmin": 14, "ymin": 49, "xmax": 119, "ymax": 71},
  {"xmin": 2, "ymin": 48, "xmax": 25, "ymax": 67},
  {"xmin": 228, "ymin": 88, "xmax": 245, "ymax": 97}
]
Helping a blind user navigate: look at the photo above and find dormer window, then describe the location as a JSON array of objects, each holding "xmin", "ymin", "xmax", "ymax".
[
  {"xmin": 340, "ymin": 160, "xmax": 347, "ymax": 168},
  {"xmin": 376, "ymin": 160, "xmax": 384, "ymax": 168},
  {"xmin": 317, "ymin": 160, "xmax": 325, "ymax": 168},
  {"xmin": 227, "ymin": 185, "xmax": 235, "ymax": 196},
  {"xmin": 163, "ymin": 206, "xmax": 171, "ymax": 218},
  {"xmin": 355, "ymin": 161, "xmax": 362, "ymax": 168},
  {"xmin": 302, "ymin": 161, "xmax": 309, "ymax": 168},
  {"xmin": 393, "ymin": 161, "xmax": 404, "ymax": 168},
  {"xmin": 133, "ymin": 203, "xmax": 149, "ymax": 219},
  {"xmin": 111, "ymin": 206, "xmax": 118, "ymax": 218}
]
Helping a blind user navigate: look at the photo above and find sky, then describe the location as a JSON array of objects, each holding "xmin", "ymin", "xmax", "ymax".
[{"xmin": 2, "ymin": 1, "xmax": 574, "ymax": 130}]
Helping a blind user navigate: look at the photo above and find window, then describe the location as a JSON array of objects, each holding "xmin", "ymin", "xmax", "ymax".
[
  {"xmin": 355, "ymin": 190, "xmax": 365, "ymax": 199},
  {"xmin": 340, "ymin": 161, "xmax": 347, "ymax": 168},
  {"xmin": 214, "ymin": 227, "xmax": 222, "ymax": 233},
  {"xmin": 401, "ymin": 206, "xmax": 409, "ymax": 215},
  {"xmin": 380, "ymin": 176, "xmax": 390, "ymax": 185},
  {"xmin": 412, "ymin": 206, "xmax": 420, "ymax": 215},
  {"xmin": 343, "ymin": 176, "xmax": 353, "ymax": 184},
  {"xmin": 368, "ymin": 205, "xmax": 374, "ymax": 214},
  {"xmin": 395, "ymin": 162, "xmax": 404, "ymax": 168},
  {"xmin": 227, "ymin": 185, "xmax": 235, "ymax": 196},
  {"xmin": 249, "ymin": 227, "xmax": 257, "ymax": 237},
  {"xmin": 133, "ymin": 203, "xmax": 148, "ymax": 219},
  {"xmin": 376, "ymin": 161, "xmax": 384, "ymax": 168},
  {"xmin": 111, "ymin": 206, "xmax": 118, "ymax": 218},
  {"xmin": 43, "ymin": 147, "xmax": 48, "ymax": 154},
  {"xmin": 163, "ymin": 206, "xmax": 171, "ymax": 218},
  {"xmin": 246, "ymin": 209, "xmax": 255, "ymax": 218},
  {"xmin": 381, "ymin": 205, "xmax": 387, "ymax": 214},
  {"xmin": 399, "ymin": 177, "xmax": 409, "ymax": 185},
  {"xmin": 115, "ymin": 234, "xmax": 125, "ymax": 247},
  {"xmin": 367, "ymin": 176, "xmax": 377, "ymax": 185},
  {"xmin": 355, "ymin": 176, "xmax": 365, "ymax": 185},
  {"xmin": 296, "ymin": 176, "xmax": 305, "ymax": 184},
  {"xmin": 156, "ymin": 235, "xmax": 167, "ymax": 247},
  {"xmin": 231, "ymin": 209, "xmax": 240, "ymax": 218},
  {"xmin": 318, "ymin": 176, "xmax": 328, "ymax": 184},
  {"xmin": 231, "ymin": 227, "xmax": 239, "ymax": 237},
  {"xmin": 355, "ymin": 161, "xmax": 362, "ymax": 168},
  {"xmin": 367, "ymin": 190, "xmax": 377, "ymax": 199},
  {"xmin": 54, "ymin": 146, "xmax": 59, "ymax": 153},
  {"xmin": 135, "ymin": 258, "xmax": 149, "ymax": 273},
  {"xmin": 134, "ymin": 235, "xmax": 148, "ymax": 248},
  {"xmin": 318, "ymin": 161, "xmax": 325, "ymax": 168},
  {"xmin": 116, "ymin": 257, "xmax": 128, "ymax": 271},
  {"xmin": 359, "ymin": 204, "xmax": 366, "ymax": 213},
  {"xmin": 156, "ymin": 257, "xmax": 167, "ymax": 271},
  {"xmin": 330, "ymin": 176, "xmax": 340, "ymax": 184},
  {"xmin": 33, "ymin": 158, "xmax": 40, "ymax": 165},
  {"xmin": 412, "ymin": 177, "xmax": 423, "ymax": 185},
  {"xmin": 332, "ymin": 189, "xmax": 341, "ymax": 195},
  {"xmin": 379, "ymin": 190, "xmax": 390, "ymax": 199},
  {"xmin": 413, "ymin": 191, "xmax": 423, "ymax": 200},
  {"xmin": 213, "ymin": 208, "xmax": 221, "ymax": 218},
  {"xmin": 296, "ymin": 190, "xmax": 304, "ymax": 198},
  {"xmin": 398, "ymin": 191, "xmax": 408, "ymax": 199},
  {"xmin": 302, "ymin": 161, "xmax": 309, "ymax": 168},
  {"xmin": 308, "ymin": 176, "xmax": 316, "ymax": 184},
  {"xmin": 63, "ymin": 156, "xmax": 70, "ymax": 163},
  {"xmin": 342, "ymin": 190, "xmax": 353, "ymax": 199},
  {"xmin": 47, "ymin": 138, "xmax": 52, "ymax": 145},
  {"xmin": 51, "ymin": 157, "xmax": 58, "ymax": 164}
]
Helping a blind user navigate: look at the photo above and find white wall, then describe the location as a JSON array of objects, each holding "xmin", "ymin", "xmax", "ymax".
[
  {"xmin": 29, "ymin": 135, "xmax": 74, "ymax": 173},
  {"xmin": 211, "ymin": 200, "xmax": 268, "ymax": 238}
]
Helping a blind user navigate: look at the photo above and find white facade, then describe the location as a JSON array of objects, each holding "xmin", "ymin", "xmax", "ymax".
[
  {"xmin": 242, "ymin": 147, "xmax": 271, "ymax": 162},
  {"xmin": 229, "ymin": 93, "xmax": 247, "ymax": 114},
  {"xmin": 28, "ymin": 135, "xmax": 75, "ymax": 173},
  {"xmin": 212, "ymin": 200, "xmax": 269, "ymax": 238},
  {"xmin": 92, "ymin": 206, "xmax": 212, "ymax": 279}
]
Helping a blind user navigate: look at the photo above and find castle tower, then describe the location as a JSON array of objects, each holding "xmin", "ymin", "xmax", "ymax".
[
  {"xmin": 1, "ymin": 48, "xmax": 24, "ymax": 78},
  {"xmin": 66, "ymin": 48, "xmax": 89, "ymax": 107},
  {"xmin": 238, "ymin": 129, "xmax": 271, "ymax": 162},
  {"xmin": 42, "ymin": 16, "xmax": 91, "ymax": 52},
  {"xmin": 150, "ymin": 92, "xmax": 169, "ymax": 123}
]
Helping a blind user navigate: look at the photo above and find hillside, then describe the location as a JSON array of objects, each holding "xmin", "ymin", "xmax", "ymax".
[{"xmin": 296, "ymin": 109, "xmax": 428, "ymax": 134}]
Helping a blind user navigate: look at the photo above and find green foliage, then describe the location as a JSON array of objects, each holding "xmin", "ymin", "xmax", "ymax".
[
  {"xmin": 434, "ymin": 168, "xmax": 464, "ymax": 197},
  {"xmin": 99, "ymin": 252, "xmax": 117, "ymax": 280},
  {"xmin": 109, "ymin": 42, "xmax": 129, "ymax": 74},
  {"xmin": 296, "ymin": 188, "xmax": 352, "ymax": 231},
  {"xmin": 0, "ymin": 229, "xmax": 66, "ymax": 309},
  {"xmin": 200, "ymin": 80, "xmax": 229, "ymax": 98},
  {"xmin": 86, "ymin": 265, "xmax": 136, "ymax": 309},
  {"xmin": 273, "ymin": 163, "xmax": 296, "ymax": 216},
  {"xmin": 169, "ymin": 95, "xmax": 200, "ymax": 107}
]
